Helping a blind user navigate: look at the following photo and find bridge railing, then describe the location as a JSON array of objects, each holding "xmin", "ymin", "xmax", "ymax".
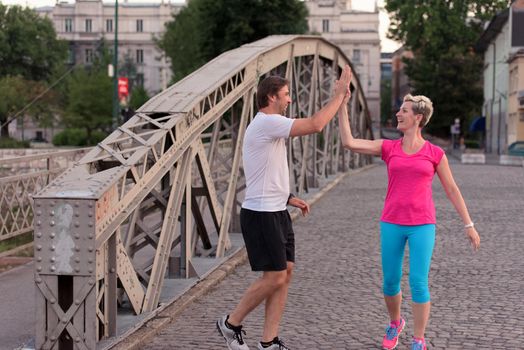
[
  {"xmin": 0, "ymin": 148, "xmax": 90, "ymax": 258},
  {"xmin": 32, "ymin": 35, "xmax": 374, "ymax": 349}
]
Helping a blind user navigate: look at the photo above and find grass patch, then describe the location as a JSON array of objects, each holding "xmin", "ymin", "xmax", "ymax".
[
  {"xmin": 0, "ymin": 137, "xmax": 30, "ymax": 148},
  {"xmin": 0, "ymin": 232, "xmax": 34, "ymax": 256}
]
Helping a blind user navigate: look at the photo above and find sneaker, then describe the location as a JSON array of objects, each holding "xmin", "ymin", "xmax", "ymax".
[
  {"xmin": 257, "ymin": 337, "xmax": 290, "ymax": 350},
  {"xmin": 216, "ymin": 315, "xmax": 250, "ymax": 350},
  {"xmin": 411, "ymin": 338, "xmax": 427, "ymax": 350},
  {"xmin": 381, "ymin": 318, "xmax": 405, "ymax": 349}
]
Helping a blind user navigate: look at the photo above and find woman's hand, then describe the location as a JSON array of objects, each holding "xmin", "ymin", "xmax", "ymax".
[
  {"xmin": 465, "ymin": 227, "xmax": 480, "ymax": 251},
  {"xmin": 334, "ymin": 80, "xmax": 352, "ymax": 106},
  {"xmin": 288, "ymin": 196, "xmax": 310, "ymax": 217}
]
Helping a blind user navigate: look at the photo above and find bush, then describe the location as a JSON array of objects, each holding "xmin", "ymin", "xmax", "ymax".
[
  {"xmin": 464, "ymin": 139, "xmax": 479, "ymax": 149},
  {"xmin": 52, "ymin": 128, "xmax": 107, "ymax": 146},
  {"xmin": 0, "ymin": 137, "xmax": 30, "ymax": 148}
]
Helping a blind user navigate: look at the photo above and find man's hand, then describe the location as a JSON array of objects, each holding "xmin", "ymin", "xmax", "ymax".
[
  {"xmin": 288, "ymin": 196, "xmax": 310, "ymax": 216},
  {"xmin": 334, "ymin": 65, "xmax": 352, "ymax": 98},
  {"xmin": 334, "ymin": 80, "xmax": 352, "ymax": 105}
]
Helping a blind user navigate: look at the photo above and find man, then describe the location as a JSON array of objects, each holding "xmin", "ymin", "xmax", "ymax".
[{"xmin": 217, "ymin": 65, "xmax": 352, "ymax": 350}]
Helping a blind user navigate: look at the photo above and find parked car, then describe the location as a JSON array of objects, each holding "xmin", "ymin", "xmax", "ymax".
[{"xmin": 508, "ymin": 141, "xmax": 524, "ymax": 156}]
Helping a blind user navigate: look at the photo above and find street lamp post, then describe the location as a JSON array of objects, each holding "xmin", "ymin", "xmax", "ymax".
[{"xmin": 112, "ymin": 0, "xmax": 119, "ymax": 130}]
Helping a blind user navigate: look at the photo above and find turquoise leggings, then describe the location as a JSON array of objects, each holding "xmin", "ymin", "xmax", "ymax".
[{"xmin": 380, "ymin": 221, "xmax": 435, "ymax": 303}]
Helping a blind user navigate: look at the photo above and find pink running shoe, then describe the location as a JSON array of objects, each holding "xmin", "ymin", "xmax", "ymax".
[
  {"xmin": 381, "ymin": 318, "xmax": 405, "ymax": 349},
  {"xmin": 411, "ymin": 338, "xmax": 427, "ymax": 350}
]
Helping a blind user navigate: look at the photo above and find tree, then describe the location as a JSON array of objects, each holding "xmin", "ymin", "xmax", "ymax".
[
  {"xmin": 381, "ymin": 79, "xmax": 392, "ymax": 125},
  {"xmin": 0, "ymin": 4, "xmax": 66, "ymax": 81},
  {"xmin": 129, "ymin": 86, "xmax": 150, "ymax": 110},
  {"xmin": 0, "ymin": 75, "xmax": 59, "ymax": 138},
  {"xmin": 0, "ymin": 4, "xmax": 67, "ymax": 137},
  {"xmin": 385, "ymin": 0, "xmax": 508, "ymax": 135},
  {"xmin": 158, "ymin": 0, "xmax": 308, "ymax": 82},
  {"xmin": 58, "ymin": 39, "xmax": 116, "ymax": 144},
  {"xmin": 64, "ymin": 67, "xmax": 112, "ymax": 144}
]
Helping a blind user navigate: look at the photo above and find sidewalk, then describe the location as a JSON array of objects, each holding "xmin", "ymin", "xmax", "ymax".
[{"xmin": 137, "ymin": 162, "xmax": 524, "ymax": 349}]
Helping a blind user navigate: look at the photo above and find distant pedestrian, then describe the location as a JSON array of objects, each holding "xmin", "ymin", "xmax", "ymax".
[
  {"xmin": 337, "ymin": 93, "xmax": 480, "ymax": 350},
  {"xmin": 217, "ymin": 65, "xmax": 352, "ymax": 350}
]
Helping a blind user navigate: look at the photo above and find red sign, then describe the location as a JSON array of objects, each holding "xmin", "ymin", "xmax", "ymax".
[{"xmin": 118, "ymin": 77, "xmax": 129, "ymax": 98}]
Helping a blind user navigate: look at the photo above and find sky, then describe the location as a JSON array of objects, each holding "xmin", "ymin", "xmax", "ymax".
[{"xmin": 1, "ymin": 0, "xmax": 401, "ymax": 52}]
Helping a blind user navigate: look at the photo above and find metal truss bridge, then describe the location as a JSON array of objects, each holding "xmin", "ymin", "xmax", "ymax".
[{"xmin": 28, "ymin": 35, "xmax": 373, "ymax": 349}]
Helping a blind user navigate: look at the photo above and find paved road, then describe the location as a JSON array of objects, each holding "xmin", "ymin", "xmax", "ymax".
[
  {"xmin": 143, "ymin": 161, "xmax": 524, "ymax": 349},
  {"xmin": 0, "ymin": 262, "xmax": 34, "ymax": 349}
]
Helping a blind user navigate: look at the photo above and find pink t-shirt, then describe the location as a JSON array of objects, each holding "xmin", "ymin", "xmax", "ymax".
[{"xmin": 380, "ymin": 139, "xmax": 445, "ymax": 225}]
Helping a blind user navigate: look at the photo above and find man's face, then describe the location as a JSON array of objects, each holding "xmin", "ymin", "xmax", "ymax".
[{"xmin": 273, "ymin": 85, "xmax": 291, "ymax": 115}]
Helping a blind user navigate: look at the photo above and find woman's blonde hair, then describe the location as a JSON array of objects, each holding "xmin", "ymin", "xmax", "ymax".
[{"xmin": 403, "ymin": 94, "xmax": 433, "ymax": 127}]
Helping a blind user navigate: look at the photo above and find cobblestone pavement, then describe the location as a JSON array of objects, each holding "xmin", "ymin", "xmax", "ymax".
[{"xmin": 143, "ymin": 161, "xmax": 524, "ymax": 349}]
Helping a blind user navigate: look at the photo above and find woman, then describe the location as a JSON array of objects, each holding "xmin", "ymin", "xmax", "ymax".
[{"xmin": 338, "ymin": 92, "xmax": 480, "ymax": 350}]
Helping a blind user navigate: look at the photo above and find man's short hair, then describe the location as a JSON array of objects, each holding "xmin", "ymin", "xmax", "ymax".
[{"xmin": 257, "ymin": 76, "xmax": 289, "ymax": 109}]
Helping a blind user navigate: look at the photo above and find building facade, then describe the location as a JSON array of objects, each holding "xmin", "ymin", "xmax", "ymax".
[
  {"xmin": 508, "ymin": 49, "xmax": 524, "ymax": 142},
  {"xmin": 37, "ymin": 0, "xmax": 183, "ymax": 96},
  {"xmin": 476, "ymin": 0, "xmax": 524, "ymax": 153},
  {"xmin": 305, "ymin": 0, "xmax": 381, "ymax": 131}
]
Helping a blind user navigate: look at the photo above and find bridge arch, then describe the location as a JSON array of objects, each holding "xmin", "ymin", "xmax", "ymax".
[{"xmin": 33, "ymin": 35, "xmax": 373, "ymax": 348}]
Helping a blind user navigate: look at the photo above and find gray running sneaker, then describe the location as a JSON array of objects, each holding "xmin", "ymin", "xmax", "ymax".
[
  {"xmin": 257, "ymin": 338, "xmax": 290, "ymax": 350},
  {"xmin": 216, "ymin": 315, "xmax": 250, "ymax": 350}
]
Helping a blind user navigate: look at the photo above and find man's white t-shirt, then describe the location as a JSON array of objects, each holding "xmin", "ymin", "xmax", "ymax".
[{"xmin": 242, "ymin": 112, "xmax": 295, "ymax": 212}]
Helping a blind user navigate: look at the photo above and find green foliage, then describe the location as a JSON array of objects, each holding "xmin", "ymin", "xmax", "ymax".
[
  {"xmin": 0, "ymin": 231, "xmax": 33, "ymax": 254},
  {"xmin": 381, "ymin": 79, "xmax": 392, "ymax": 124},
  {"xmin": 94, "ymin": 37, "xmax": 113, "ymax": 67},
  {"xmin": 0, "ymin": 75, "xmax": 60, "ymax": 137},
  {"xmin": 129, "ymin": 86, "xmax": 150, "ymax": 110},
  {"xmin": 52, "ymin": 128, "xmax": 107, "ymax": 146},
  {"xmin": 464, "ymin": 139, "xmax": 480, "ymax": 149},
  {"xmin": 385, "ymin": 0, "xmax": 508, "ymax": 136},
  {"xmin": 0, "ymin": 4, "xmax": 67, "ymax": 81},
  {"xmin": 158, "ymin": 0, "xmax": 308, "ymax": 82},
  {"xmin": 0, "ymin": 76, "xmax": 26, "ymax": 119},
  {"xmin": 63, "ymin": 66, "xmax": 113, "ymax": 144},
  {"xmin": 0, "ymin": 137, "xmax": 30, "ymax": 148},
  {"xmin": 0, "ymin": 4, "xmax": 66, "ymax": 137}
]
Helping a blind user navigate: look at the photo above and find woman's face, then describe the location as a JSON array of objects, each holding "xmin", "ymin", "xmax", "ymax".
[{"xmin": 396, "ymin": 101, "xmax": 421, "ymax": 132}]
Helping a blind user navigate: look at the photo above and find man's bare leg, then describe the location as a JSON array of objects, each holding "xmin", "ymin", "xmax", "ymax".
[
  {"xmin": 262, "ymin": 262, "xmax": 294, "ymax": 342},
  {"xmin": 228, "ymin": 269, "xmax": 288, "ymax": 326}
]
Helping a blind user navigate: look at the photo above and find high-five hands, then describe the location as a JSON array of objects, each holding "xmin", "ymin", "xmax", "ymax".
[
  {"xmin": 334, "ymin": 65, "xmax": 352, "ymax": 103},
  {"xmin": 288, "ymin": 196, "xmax": 310, "ymax": 217},
  {"xmin": 334, "ymin": 65, "xmax": 352, "ymax": 98}
]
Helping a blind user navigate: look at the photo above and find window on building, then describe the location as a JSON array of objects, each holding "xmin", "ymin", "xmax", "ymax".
[
  {"xmin": 67, "ymin": 48, "xmax": 75, "ymax": 64},
  {"xmin": 106, "ymin": 19, "xmax": 113, "ymax": 33},
  {"xmin": 136, "ymin": 49, "xmax": 144, "ymax": 64},
  {"xmin": 353, "ymin": 49, "xmax": 361, "ymax": 63},
  {"xmin": 136, "ymin": 19, "xmax": 143, "ymax": 32},
  {"xmin": 322, "ymin": 19, "xmax": 329, "ymax": 33},
  {"xmin": 85, "ymin": 49, "xmax": 93, "ymax": 64},
  {"xmin": 65, "ymin": 18, "xmax": 73, "ymax": 33},
  {"xmin": 85, "ymin": 19, "xmax": 92, "ymax": 33},
  {"xmin": 136, "ymin": 73, "xmax": 144, "ymax": 88}
]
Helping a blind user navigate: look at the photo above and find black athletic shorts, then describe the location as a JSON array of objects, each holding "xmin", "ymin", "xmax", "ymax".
[{"xmin": 240, "ymin": 208, "xmax": 295, "ymax": 271}]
